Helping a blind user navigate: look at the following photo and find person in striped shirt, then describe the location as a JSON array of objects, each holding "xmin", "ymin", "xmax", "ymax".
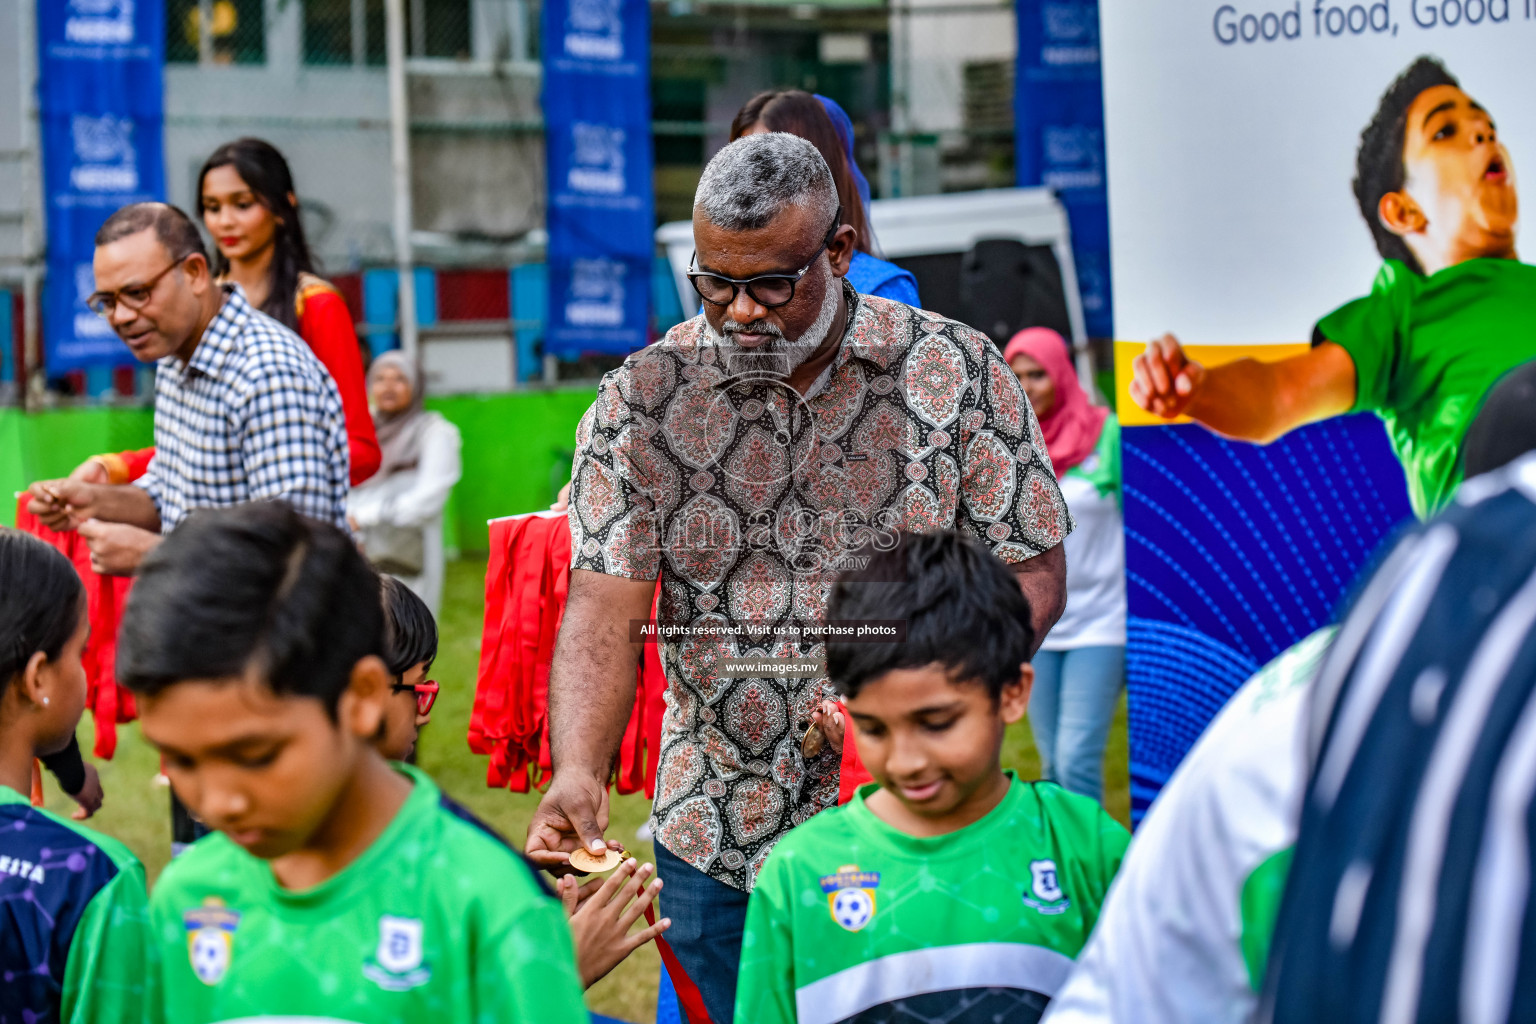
[
  {"xmin": 1265, "ymin": 383, "xmax": 1536, "ymax": 1022},
  {"xmin": 1046, "ymin": 361, "xmax": 1536, "ymax": 1024}
]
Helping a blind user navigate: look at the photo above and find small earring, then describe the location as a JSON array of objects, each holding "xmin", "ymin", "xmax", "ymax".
[{"xmin": 42, "ymin": 697, "xmax": 49, "ymax": 706}]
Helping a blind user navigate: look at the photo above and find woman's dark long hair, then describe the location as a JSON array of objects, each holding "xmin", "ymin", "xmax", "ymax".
[
  {"xmin": 0, "ymin": 531, "xmax": 85, "ymax": 691},
  {"xmin": 196, "ymin": 138, "xmax": 318, "ymax": 331},
  {"xmin": 731, "ymin": 91, "xmax": 876, "ymax": 256}
]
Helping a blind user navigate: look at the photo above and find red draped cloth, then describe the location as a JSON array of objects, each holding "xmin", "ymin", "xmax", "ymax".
[
  {"xmin": 471, "ymin": 511, "xmax": 869, "ymax": 806},
  {"xmin": 471, "ymin": 512, "xmax": 667, "ymax": 797},
  {"xmin": 13, "ymin": 497, "xmax": 138, "ymax": 759}
]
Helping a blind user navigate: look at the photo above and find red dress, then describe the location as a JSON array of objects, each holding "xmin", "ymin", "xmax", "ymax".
[{"xmin": 98, "ymin": 275, "xmax": 381, "ymax": 487}]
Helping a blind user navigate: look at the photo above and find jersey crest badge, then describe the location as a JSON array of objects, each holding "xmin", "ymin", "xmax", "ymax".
[
  {"xmin": 820, "ymin": 864, "xmax": 881, "ymax": 932},
  {"xmin": 363, "ymin": 915, "xmax": 431, "ymax": 991},
  {"xmin": 183, "ymin": 897, "xmax": 241, "ymax": 985},
  {"xmin": 1024, "ymin": 859, "xmax": 1071, "ymax": 915}
]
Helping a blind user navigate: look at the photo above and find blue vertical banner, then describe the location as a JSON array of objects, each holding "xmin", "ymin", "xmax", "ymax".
[
  {"xmin": 37, "ymin": 0, "xmax": 166, "ymax": 373},
  {"xmin": 1015, "ymin": 0, "xmax": 1111, "ymax": 339},
  {"xmin": 542, "ymin": 0, "xmax": 653, "ymax": 358}
]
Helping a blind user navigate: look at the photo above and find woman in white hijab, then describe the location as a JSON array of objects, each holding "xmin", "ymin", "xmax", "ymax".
[{"xmin": 349, "ymin": 351, "xmax": 462, "ymax": 616}]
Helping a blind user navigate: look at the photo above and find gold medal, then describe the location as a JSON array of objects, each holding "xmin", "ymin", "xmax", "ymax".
[
  {"xmin": 801, "ymin": 722, "xmax": 826, "ymax": 758},
  {"xmin": 568, "ymin": 846, "xmax": 627, "ymax": 874}
]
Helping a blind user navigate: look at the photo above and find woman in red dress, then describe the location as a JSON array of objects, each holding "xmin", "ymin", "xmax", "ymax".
[{"xmin": 79, "ymin": 138, "xmax": 380, "ymax": 488}]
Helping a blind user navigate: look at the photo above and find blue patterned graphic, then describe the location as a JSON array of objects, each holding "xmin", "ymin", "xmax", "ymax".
[{"xmin": 1123, "ymin": 417, "xmax": 1413, "ymax": 820}]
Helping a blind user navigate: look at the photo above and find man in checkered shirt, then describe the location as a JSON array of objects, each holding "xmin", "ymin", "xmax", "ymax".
[{"xmin": 26, "ymin": 203, "xmax": 348, "ymax": 576}]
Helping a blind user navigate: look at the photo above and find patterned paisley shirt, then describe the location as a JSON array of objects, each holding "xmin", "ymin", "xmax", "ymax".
[{"xmin": 569, "ymin": 284, "xmax": 1072, "ymax": 890}]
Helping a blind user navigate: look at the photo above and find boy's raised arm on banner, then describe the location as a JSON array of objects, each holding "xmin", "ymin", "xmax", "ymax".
[
  {"xmin": 1129, "ymin": 333, "xmax": 1358, "ymax": 444},
  {"xmin": 527, "ymin": 568, "xmax": 659, "ymax": 871}
]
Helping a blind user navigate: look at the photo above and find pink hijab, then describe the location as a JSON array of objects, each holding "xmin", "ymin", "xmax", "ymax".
[{"xmin": 1003, "ymin": 327, "xmax": 1108, "ymax": 478}]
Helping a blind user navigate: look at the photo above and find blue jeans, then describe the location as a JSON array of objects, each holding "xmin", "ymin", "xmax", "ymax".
[
  {"xmin": 654, "ymin": 842, "xmax": 752, "ymax": 1024},
  {"xmin": 1028, "ymin": 645, "xmax": 1125, "ymax": 802}
]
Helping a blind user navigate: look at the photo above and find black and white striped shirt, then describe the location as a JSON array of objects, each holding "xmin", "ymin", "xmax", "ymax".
[
  {"xmin": 134, "ymin": 286, "xmax": 349, "ymax": 531},
  {"xmin": 1266, "ymin": 455, "xmax": 1536, "ymax": 1024}
]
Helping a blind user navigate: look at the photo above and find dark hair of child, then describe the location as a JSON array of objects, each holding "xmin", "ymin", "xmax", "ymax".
[
  {"xmin": 196, "ymin": 137, "xmax": 319, "ymax": 331},
  {"xmin": 1353, "ymin": 56, "xmax": 1460, "ymax": 274},
  {"xmin": 825, "ymin": 531, "xmax": 1035, "ymax": 701},
  {"xmin": 0, "ymin": 530, "xmax": 85, "ymax": 690},
  {"xmin": 117, "ymin": 502, "xmax": 383, "ymax": 715},
  {"xmin": 380, "ymin": 576, "xmax": 438, "ymax": 680}
]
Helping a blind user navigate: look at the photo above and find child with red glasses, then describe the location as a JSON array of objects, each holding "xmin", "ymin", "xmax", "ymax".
[
  {"xmin": 375, "ymin": 576, "xmax": 670, "ymax": 987},
  {"xmin": 378, "ymin": 576, "xmax": 438, "ymax": 762}
]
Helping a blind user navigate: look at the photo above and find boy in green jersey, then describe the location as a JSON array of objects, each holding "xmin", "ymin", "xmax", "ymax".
[
  {"xmin": 117, "ymin": 503, "xmax": 588, "ymax": 1024},
  {"xmin": 373, "ymin": 573, "xmax": 671, "ymax": 990},
  {"xmin": 1130, "ymin": 55, "xmax": 1536, "ymax": 519},
  {"xmin": 735, "ymin": 531, "xmax": 1129, "ymax": 1024}
]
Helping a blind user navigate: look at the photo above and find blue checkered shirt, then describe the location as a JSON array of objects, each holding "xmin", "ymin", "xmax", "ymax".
[{"xmin": 135, "ymin": 286, "xmax": 350, "ymax": 531}]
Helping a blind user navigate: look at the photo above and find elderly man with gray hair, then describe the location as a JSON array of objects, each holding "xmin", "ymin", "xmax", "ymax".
[{"xmin": 527, "ymin": 132, "xmax": 1071, "ymax": 1019}]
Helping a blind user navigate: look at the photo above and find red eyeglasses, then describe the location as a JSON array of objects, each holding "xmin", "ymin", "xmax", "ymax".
[{"xmin": 392, "ymin": 679, "xmax": 439, "ymax": 717}]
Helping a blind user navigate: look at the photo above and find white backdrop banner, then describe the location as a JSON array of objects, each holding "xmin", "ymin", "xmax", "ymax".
[{"xmin": 1099, "ymin": 6, "xmax": 1536, "ymax": 816}]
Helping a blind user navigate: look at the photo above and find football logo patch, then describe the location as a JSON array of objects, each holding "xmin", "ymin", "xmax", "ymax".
[
  {"xmin": 363, "ymin": 915, "xmax": 431, "ymax": 991},
  {"xmin": 1023, "ymin": 858, "xmax": 1071, "ymax": 915},
  {"xmin": 820, "ymin": 864, "xmax": 881, "ymax": 932},
  {"xmin": 183, "ymin": 897, "xmax": 241, "ymax": 985}
]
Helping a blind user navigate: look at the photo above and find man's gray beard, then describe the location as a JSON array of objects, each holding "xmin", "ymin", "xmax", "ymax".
[{"xmin": 711, "ymin": 273, "xmax": 842, "ymax": 379}]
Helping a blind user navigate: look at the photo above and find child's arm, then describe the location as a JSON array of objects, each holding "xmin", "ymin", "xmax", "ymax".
[
  {"xmin": 557, "ymin": 858, "xmax": 670, "ymax": 988},
  {"xmin": 734, "ymin": 861, "xmax": 799, "ymax": 1024},
  {"xmin": 1129, "ymin": 334, "xmax": 1358, "ymax": 444},
  {"xmin": 59, "ymin": 857, "xmax": 155, "ymax": 1024},
  {"xmin": 1085, "ymin": 809, "xmax": 1133, "ymax": 935}
]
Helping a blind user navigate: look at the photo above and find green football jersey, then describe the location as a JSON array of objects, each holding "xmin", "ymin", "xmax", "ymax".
[
  {"xmin": 0, "ymin": 784, "xmax": 154, "ymax": 1024},
  {"xmin": 1317, "ymin": 257, "xmax": 1536, "ymax": 519},
  {"xmin": 735, "ymin": 774, "xmax": 1129, "ymax": 1024},
  {"xmin": 147, "ymin": 764, "xmax": 587, "ymax": 1023}
]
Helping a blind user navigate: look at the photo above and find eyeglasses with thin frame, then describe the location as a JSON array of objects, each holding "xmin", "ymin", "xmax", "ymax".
[
  {"xmin": 687, "ymin": 205, "xmax": 843, "ymax": 309},
  {"xmin": 86, "ymin": 254, "xmax": 191, "ymax": 319},
  {"xmin": 391, "ymin": 678, "xmax": 439, "ymax": 717}
]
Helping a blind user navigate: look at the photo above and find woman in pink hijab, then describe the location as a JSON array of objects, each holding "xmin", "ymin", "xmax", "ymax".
[{"xmin": 1005, "ymin": 328, "xmax": 1125, "ymax": 804}]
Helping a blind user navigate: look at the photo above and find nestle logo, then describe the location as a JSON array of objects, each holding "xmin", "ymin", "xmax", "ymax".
[
  {"xmin": 564, "ymin": 33, "xmax": 622, "ymax": 60},
  {"xmin": 65, "ymin": 0, "xmax": 135, "ymax": 44}
]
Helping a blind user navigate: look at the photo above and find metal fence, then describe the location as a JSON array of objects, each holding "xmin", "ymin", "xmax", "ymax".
[
  {"xmin": 166, "ymin": 0, "xmax": 267, "ymax": 64},
  {"xmin": 165, "ymin": 0, "xmax": 482, "ymax": 67},
  {"xmin": 303, "ymin": 0, "xmax": 476, "ymax": 65}
]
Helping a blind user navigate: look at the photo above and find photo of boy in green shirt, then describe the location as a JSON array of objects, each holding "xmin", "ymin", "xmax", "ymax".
[
  {"xmin": 117, "ymin": 502, "xmax": 588, "ymax": 1024},
  {"xmin": 1129, "ymin": 55, "xmax": 1536, "ymax": 520},
  {"xmin": 734, "ymin": 532, "xmax": 1128, "ymax": 1024}
]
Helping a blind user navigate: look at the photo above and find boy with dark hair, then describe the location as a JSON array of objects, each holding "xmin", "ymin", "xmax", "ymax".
[
  {"xmin": 734, "ymin": 531, "xmax": 1128, "ymax": 1023},
  {"xmin": 119, "ymin": 502, "xmax": 586, "ymax": 1023},
  {"xmin": 378, "ymin": 575, "xmax": 438, "ymax": 762},
  {"xmin": 373, "ymin": 576, "xmax": 672, "ymax": 989},
  {"xmin": 1131, "ymin": 54, "xmax": 1536, "ymax": 519}
]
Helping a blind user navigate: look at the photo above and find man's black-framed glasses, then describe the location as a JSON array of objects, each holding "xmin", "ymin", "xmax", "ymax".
[
  {"xmin": 687, "ymin": 205, "xmax": 842, "ymax": 309},
  {"xmin": 86, "ymin": 254, "xmax": 192, "ymax": 318},
  {"xmin": 391, "ymin": 678, "xmax": 439, "ymax": 717}
]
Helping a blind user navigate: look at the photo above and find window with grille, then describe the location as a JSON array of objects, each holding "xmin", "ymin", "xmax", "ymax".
[
  {"xmin": 166, "ymin": 0, "xmax": 267, "ymax": 64},
  {"xmin": 303, "ymin": 0, "xmax": 472, "ymax": 66}
]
